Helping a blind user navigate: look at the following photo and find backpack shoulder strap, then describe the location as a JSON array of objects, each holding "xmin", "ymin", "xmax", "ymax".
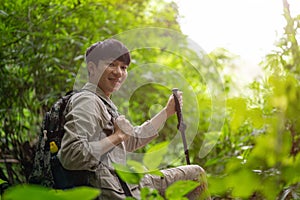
[{"xmin": 80, "ymin": 89, "xmax": 133, "ymax": 197}]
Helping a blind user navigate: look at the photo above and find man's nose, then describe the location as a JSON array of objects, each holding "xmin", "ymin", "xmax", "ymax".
[{"xmin": 112, "ymin": 66, "xmax": 122, "ymax": 76}]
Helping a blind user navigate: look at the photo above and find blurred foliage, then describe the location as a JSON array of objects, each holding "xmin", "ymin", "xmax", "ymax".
[
  {"xmin": 2, "ymin": 183, "xmax": 100, "ymax": 200},
  {"xmin": 0, "ymin": 0, "xmax": 182, "ymax": 184},
  {"xmin": 114, "ymin": 142, "xmax": 202, "ymax": 200},
  {"xmin": 206, "ymin": 0, "xmax": 300, "ymax": 199},
  {"xmin": 1, "ymin": 0, "xmax": 300, "ymax": 199}
]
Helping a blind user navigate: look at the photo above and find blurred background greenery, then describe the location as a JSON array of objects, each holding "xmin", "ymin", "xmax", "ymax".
[{"xmin": 1, "ymin": 0, "xmax": 299, "ymax": 199}]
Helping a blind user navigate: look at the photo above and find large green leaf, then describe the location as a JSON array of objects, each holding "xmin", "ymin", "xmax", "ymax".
[
  {"xmin": 54, "ymin": 186, "xmax": 100, "ymax": 200},
  {"xmin": 2, "ymin": 185, "xmax": 61, "ymax": 200},
  {"xmin": 2, "ymin": 185, "xmax": 100, "ymax": 200},
  {"xmin": 143, "ymin": 141, "xmax": 169, "ymax": 170},
  {"xmin": 165, "ymin": 180, "xmax": 199, "ymax": 200},
  {"xmin": 113, "ymin": 163, "xmax": 143, "ymax": 184}
]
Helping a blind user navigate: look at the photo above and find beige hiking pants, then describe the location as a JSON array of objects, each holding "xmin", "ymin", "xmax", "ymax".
[{"xmin": 139, "ymin": 165, "xmax": 210, "ymax": 200}]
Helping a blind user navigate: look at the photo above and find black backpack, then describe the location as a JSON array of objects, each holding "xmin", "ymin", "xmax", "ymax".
[
  {"xmin": 29, "ymin": 90, "xmax": 90, "ymax": 189},
  {"xmin": 29, "ymin": 90, "xmax": 133, "ymax": 196}
]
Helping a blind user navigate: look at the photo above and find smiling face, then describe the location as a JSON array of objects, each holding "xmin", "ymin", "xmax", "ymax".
[
  {"xmin": 88, "ymin": 59, "xmax": 128, "ymax": 97},
  {"xmin": 85, "ymin": 39, "xmax": 131, "ymax": 97}
]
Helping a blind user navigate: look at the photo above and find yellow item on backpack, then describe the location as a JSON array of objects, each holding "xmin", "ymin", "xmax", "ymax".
[{"xmin": 50, "ymin": 141, "xmax": 58, "ymax": 154}]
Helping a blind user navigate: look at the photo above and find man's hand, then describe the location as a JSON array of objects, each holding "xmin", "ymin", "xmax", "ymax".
[
  {"xmin": 165, "ymin": 90, "xmax": 183, "ymax": 118},
  {"xmin": 114, "ymin": 115, "xmax": 134, "ymax": 142}
]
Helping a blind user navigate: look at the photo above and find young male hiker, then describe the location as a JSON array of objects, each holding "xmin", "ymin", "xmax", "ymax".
[{"xmin": 57, "ymin": 39, "xmax": 209, "ymax": 199}]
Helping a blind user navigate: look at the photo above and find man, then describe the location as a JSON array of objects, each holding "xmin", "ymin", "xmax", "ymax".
[{"xmin": 58, "ymin": 39, "xmax": 209, "ymax": 199}]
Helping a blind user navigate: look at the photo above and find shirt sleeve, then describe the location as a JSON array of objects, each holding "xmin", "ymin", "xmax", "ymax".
[
  {"xmin": 58, "ymin": 92, "xmax": 113, "ymax": 171},
  {"xmin": 124, "ymin": 109, "xmax": 167, "ymax": 152}
]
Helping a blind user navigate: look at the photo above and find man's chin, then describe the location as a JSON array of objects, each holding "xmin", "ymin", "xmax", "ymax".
[{"xmin": 111, "ymin": 86, "xmax": 121, "ymax": 93}]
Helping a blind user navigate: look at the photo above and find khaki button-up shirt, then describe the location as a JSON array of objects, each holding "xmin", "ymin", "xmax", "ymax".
[{"xmin": 58, "ymin": 82, "xmax": 158, "ymax": 198}]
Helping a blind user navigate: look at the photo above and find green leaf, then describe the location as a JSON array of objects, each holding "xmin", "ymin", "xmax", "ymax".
[
  {"xmin": 248, "ymin": 108, "xmax": 264, "ymax": 128},
  {"xmin": 2, "ymin": 185, "xmax": 61, "ymax": 200},
  {"xmin": 140, "ymin": 187, "xmax": 164, "ymax": 200},
  {"xmin": 165, "ymin": 180, "xmax": 199, "ymax": 200},
  {"xmin": 125, "ymin": 197, "xmax": 136, "ymax": 200},
  {"xmin": 147, "ymin": 169, "xmax": 164, "ymax": 177},
  {"xmin": 2, "ymin": 185, "xmax": 100, "ymax": 200},
  {"xmin": 207, "ymin": 176, "xmax": 228, "ymax": 195},
  {"xmin": 54, "ymin": 186, "xmax": 100, "ymax": 200},
  {"xmin": 226, "ymin": 98, "xmax": 248, "ymax": 132},
  {"xmin": 227, "ymin": 169, "xmax": 260, "ymax": 198},
  {"xmin": 143, "ymin": 141, "xmax": 169, "ymax": 170},
  {"xmin": 0, "ymin": 179, "xmax": 6, "ymax": 185},
  {"xmin": 127, "ymin": 160, "xmax": 146, "ymax": 174},
  {"xmin": 113, "ymin": 163, "xmax": 143, "ymax": 184}
]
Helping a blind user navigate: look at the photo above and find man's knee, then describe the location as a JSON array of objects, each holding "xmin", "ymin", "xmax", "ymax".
[
  {"xmin": 174, "ymin": 165, "xmax": 210, "ymax": 200},
  {"xmin": 177, "ymin": 164, "xmax": 206, "ymax": 180}
]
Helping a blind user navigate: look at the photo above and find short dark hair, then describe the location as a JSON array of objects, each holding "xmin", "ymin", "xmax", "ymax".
[{"xmin": 85, "ymin": 39, "xmax": 131, "ymax": 66}]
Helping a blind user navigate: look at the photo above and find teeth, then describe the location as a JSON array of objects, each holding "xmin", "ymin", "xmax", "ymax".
[{"xmin": 109, "ymin": 78, "xmax": 119, "ymax": 83}]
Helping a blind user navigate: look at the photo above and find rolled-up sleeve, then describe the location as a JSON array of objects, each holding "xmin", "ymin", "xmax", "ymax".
[
  {"xmin": 125, "ymin": 108, "xmax": 169, "ymax": 152},
  {"xmin": 125, "ymin": 120, "xmax": 158, "ymax": 152}
]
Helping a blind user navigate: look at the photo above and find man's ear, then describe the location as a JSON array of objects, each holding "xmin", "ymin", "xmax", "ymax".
[{"xmin": 87, "ymin": 61, "xmax": 96, "ymax": 77}]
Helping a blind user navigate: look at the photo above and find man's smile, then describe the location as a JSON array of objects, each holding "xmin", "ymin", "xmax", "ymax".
[{"xmin": 108, "ymin": 77, "xmax": 122, "ymax": 83}]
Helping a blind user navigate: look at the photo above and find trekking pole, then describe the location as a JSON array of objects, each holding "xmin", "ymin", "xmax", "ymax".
[{"xmin": 172, "ymin": 88, "xmax": 190, "ymax": 165}]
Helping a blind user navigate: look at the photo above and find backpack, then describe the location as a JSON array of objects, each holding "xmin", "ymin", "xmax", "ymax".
[
  {"xmin": 29, "ymin": 89, "xmax": 133, "ymax": 196},
  {"xmin": 29, "ymin": 90, "xmax": 89, "ymax": 189}
]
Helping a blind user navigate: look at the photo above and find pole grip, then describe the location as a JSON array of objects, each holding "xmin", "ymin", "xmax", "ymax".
[{"xmin": 172, "ymin": 88, "xmax": 182, "ymax": 127}]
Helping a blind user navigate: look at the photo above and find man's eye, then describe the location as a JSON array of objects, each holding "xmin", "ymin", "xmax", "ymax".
[
  {"xmin": 109, "ymin": 63, "xmax": 115, "ymax": 67},
  {"xmin": 121, "ymin": 66, "xmax": 127, "ymax": 70}
]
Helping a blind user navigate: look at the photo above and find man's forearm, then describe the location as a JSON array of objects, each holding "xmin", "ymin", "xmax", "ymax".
[
  {"xmin": 95, "ymin": 132, "xmax": 125, "ymax": 154},
  {"xmin": 150, "ymin": 108, "xmax": 168, "ymax": 131}
]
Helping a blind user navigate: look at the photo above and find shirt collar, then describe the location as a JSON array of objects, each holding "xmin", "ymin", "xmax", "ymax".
[{"xmin": 82, "ymin": 82, "xmax": 118, "ymax": 111}]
